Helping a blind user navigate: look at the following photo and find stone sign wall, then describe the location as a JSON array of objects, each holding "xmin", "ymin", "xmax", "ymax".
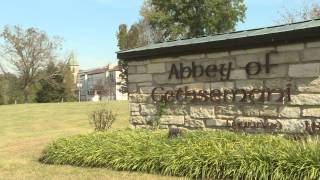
[{"xmin": 127, "ymin": 41, "xmax": 320, "ymax": 134}]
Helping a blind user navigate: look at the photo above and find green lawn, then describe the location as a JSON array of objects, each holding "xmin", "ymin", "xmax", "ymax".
[{"xmin": 0, "ymin": 101, "xmax": 182, "ymax": 180}]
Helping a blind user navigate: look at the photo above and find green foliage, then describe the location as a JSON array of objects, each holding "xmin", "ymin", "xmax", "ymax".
[
  {"xmin": 147, "ymin": 102, "xmax": 166, "ymax": 130},
  {"xmin": 62, "ymin": 61, "xmax": 77, "ymax": 101},
  {"xmin": 142, "ymin": 0, "xmax": 247, "ymax": 40},
  {"xmin": 117, "ymin": 24, "xmax": 128, "ymax": 50},
  {"xmin": 35, "ymin": 79, "xmax": 64, "ymax": 103},
  {"xmin": 35, "ymin": 61, "xmax": 76, "ymax": 103},
  {"xmin": 0, "ymin": 73, "xmax": 24, "ymax": 104},
  {"xmin": 40, "ymin": 130, "xmax": 320, "ymax": 179},
  {"xmin": 89, "ymin": 104, "xmax": 117, "ymax": 131},
  {"xmin": 117, "ymin": 59, "xmax": 128, "ymax": 94},
  {"xmin": 117, "ymin": 24, "xmax": 145, "ymax": 94},
  {"xmin": 116, "ymin": 0, "xmax": 246, "ymax": 93},
  {"xmin": 1, "ymin": 25, "xmax": 62, "ymax": 103}
]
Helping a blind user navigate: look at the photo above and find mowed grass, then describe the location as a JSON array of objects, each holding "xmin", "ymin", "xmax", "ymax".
[{"xmin": 0, "ymin": 101, "xmax": 182, "ymax": 180}]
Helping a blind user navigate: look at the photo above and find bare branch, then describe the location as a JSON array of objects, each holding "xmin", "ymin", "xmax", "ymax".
[{"xmin": 275, "ymin": 0, "xmax": 320, "ymax": 24}]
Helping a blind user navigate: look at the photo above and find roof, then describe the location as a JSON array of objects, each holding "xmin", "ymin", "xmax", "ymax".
[
  {"xmin": 108, "ymin": 65, "xmax": 122, "ymax": 72},
  {"xmin": 117, "ymin": 19, "xmax": 320, "ymax": 60},
  {"xmin": 79, "ymin": 65, "xmax": 121, "ymax": 76},
  {"xmin": 80, "ymin": 67, "xmax": 107, "ymax": 76}
]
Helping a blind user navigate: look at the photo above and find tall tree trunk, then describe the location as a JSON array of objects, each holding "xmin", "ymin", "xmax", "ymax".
[{"xmin": 23, "ymin": 88, "xmax": 29, "ymax": 103}]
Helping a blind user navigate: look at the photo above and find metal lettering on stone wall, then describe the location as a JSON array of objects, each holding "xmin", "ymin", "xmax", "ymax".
[
  {"xmin": 152, "ymin": 52, "xmax": 291, "ymax": 104},
  {"xmin": 147, "ymin": 52, "xmax": 299, "ymax": 132}
]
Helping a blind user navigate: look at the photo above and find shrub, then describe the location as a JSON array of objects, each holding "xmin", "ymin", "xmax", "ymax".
[
  {"xmin": 39, "ymin": 130, "xmax": 320, "ymax": 179},
  {"xmin": 89, "ymin": 103, "xmax": 117, "ymax": 131}
]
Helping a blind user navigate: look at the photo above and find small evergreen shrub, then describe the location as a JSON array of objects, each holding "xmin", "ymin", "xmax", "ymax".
[
  {"xmin": 39, "ymin": 130, "xmax": 320, "ymax": 179},
  {"xmin": 89, "ymin": 104, "xmax": 117, "ymax": 131}
]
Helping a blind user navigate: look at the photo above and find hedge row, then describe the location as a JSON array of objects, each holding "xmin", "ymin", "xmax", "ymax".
[{"xmin": 39, "ymin": 130, "xmax": 320, "ymax": 179}]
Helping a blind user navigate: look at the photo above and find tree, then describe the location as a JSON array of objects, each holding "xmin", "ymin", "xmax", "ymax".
[
  {"xmin": 117, "ymin": 23, "xmax": 148, "ymax": 51},
  {"xmin": 117, "ymin": 24, "xmax": 128, "ymax": 50},
  {"xmin": 117, "ymin": 0, "xmax": 246, "ymax": 93},
  {"xmin": 35, "ymin": 54, "xmax": 76, "ymax": 103},
  {"xmin": 0, "ymin": 25, "xmax": 62, "ymax": 103},
  {"xmin": 93, "ymin": 76, "xmax": 115, "ymax": 100},
  {"xmin": 36, "ymin": 61, "xmax": 62, "ymax": 103},
  {"xmin": 0, "ymin": 73, "xmax": 23, "ymax": 104},
  {"xmin": 276, "ymin": 0, "xmax": 320, "ymax": 24},
  {"xmin": 116, "ymin": 24, "xmax": 144, "ymax": 94},
  {"xmin": 141, "ymin": 0, "xmax": 247, "ymax": 41},
  {"xmin": 62, "ymin": 63, "xmax": 76, "ymax": 102}
]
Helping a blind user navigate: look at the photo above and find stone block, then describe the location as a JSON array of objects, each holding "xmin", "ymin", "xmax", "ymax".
[
  {"xmin": 288, "ymin": 63, "xmax": 320, "ymax": 77},
  {"xmin": 277, "ymin": 43, "xmax": 304, "ymax": 51},
  {"xmin": 190, "ymin": 105, "xmax": 215, "ymax": 118},
  {"xmin": 235, "ymin": 80, "xmax": 263, "ymax": 90},
  {"xmin": 205, "ymin": 119, "xmax": 228, "ymax": 127},
  {"xmin": 182, "ymin": 78, "xmax": 196, "ymax": 84},
  {"xmin": 184, "ymin": 116, "xmax": 205, "ymax": 128},
  {"xmin": 249, "ymin": 64, "xmax": 288, "ymax": 79},
  {"xmin": 159, "ymin": 125, "xmax": 169, "ymax": 129},
  {"xmin": 270, "ymin": 51, "xmax": 300, "ymax": 64},
  {"xmin": 138, "ymin": 82, "xmax": 153, "ymax": 87},
  {"xmin": 128, "ymin": 74, "xmax": 152, "ymax": 83},
  {"xmin": 216, "ymin": 58, "xmax": 236, "ymax": 69},
  {"xmin": 242, "ymin": 106, "xmax": 260, "ymax": 116},
  {"xmin": 180, "ymin": 54, "xmax": 205, "ymax": 60},
  {"xmin": 303, "ymin": 108, "xmax": 320, "ymax": 117},
  {"xmin": 235, "ymin": 116, "xmax": 264, "ymax": 123},
  {"xmin": 290, "ymin": 94, "xmax": 320, "ymax": 105},
  {"xmin": 140, "ymin": 104, "xmax": 157, "ymax": 116},
  {"xmin": 206, "ymin": 52, "xmax": 229, "ymax": 59},
  {"xmin": 230, "ymin": 69, "xmax": 247, "ymax": 80},
  {"xmin": 131, "ymin": 111, "xmax": 140, "ymax": 116},
  {"xmin": 216, "ymin": 105, "xmax": 242, "ymax": 115},
  {"xmin": 269, "ymin": 119, "xmax": 308, "ymax": 133},
  {"xmin": 306, "ymin": 41, "xmax": 320, "ymax": 48},
  {"xmin": 128, "ymin": 66, "xmax": 136, "ymax": 74},
  {"xmin": 216, "ymin": 115, "xmax": 234, "ymax": 119},
  {"xmin": 260, "ymin": 106, "xmax": 278, "ymax": 117},
  {"xmin": 165, "ymin": 104, "xmax": 188, "ymax": 115},
  {"xmin": 147, "ymin": 63, "xmax": 166, "ymax": 73},
  {"xmin": 236, "ymin": 53, "xmax": 265, "ymax": 67},
  {"xmin": 130, "ymin": 103, "xmax": 140, "ymax": 112},
  {"xmin": 210, "ymin": 81, "xmax": 234, "ymax": 90},
  {"xmin": 130, "ymin": 116, "xmax": 146, "ymax": 125},
  {"xmin": 279, "ymin": 107, "xmax": 301, "ymax": 118},
  {"xmin": 230, "ymin": 49, "xmax": 247, "ymax": 55},
  {"xmin": 303, "ymin": 48, "xmax": 320, "ymax": 61},
  {"xmin": 128, "ymin": 83, "xmax": 137, "ymax": 93},
  {"xmin": 160, "ymin": 115, "xmax": 184, "ymax": 125},
  {"xmin": 177, "ymin": 83, "xmax": 204, "ymax": 90},
  {"xmin": 128, "ymin": 60, "xmax": 149, "ymax": 66},
  {"xmin": 296, "ymin": 78, "xmax": 320, "ymax": 93},
  {"xmin": 129, "ymin": 94, "xmax": 151, "ymax": 103},
  {"xmin": 265, "ymin": 79, "xmax": 293, "ymax": 89},
  {"xmin": 151, "ymin": 57, "xmax": 179, "ymax": 63},
  {"xmin": 245, "ymin": 47, "xmax": 275, "ymax": 54},
  {"xmin": 153, "ymin": 74, "xmax": 182, "ymax": 85},
  {"xmin": 139, "ymin": 86, "xmax": 155, "ymax": 94},
  {"xmin": 136, "ymin": 65, "xmax": 147, "ymax": 73}
]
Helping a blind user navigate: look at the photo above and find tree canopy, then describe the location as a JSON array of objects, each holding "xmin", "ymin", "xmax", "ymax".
[
  {"xmin": 0, "ymin": 25, "xmax": 62, "ymax": 103},
  {"xmin": 141, "ymin": 0, "xmax": 246, "ymax": 41},
  {"xmin": 116, "ymin": 0, "xmax": 247, "ymax": 93},
  {"xmin": 0, "ymin": 25, "xmax": 76, "ymax": 104}
]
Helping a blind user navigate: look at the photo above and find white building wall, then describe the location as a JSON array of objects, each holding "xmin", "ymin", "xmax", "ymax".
[{"xmin": 78, "ymin": 66, "xmax": 127, "ymax": 101}]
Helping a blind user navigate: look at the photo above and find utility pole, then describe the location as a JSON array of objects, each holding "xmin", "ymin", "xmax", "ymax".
[{"xmin": 77, "ymin": 83, "xmax": 82, "ymax": 102}]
